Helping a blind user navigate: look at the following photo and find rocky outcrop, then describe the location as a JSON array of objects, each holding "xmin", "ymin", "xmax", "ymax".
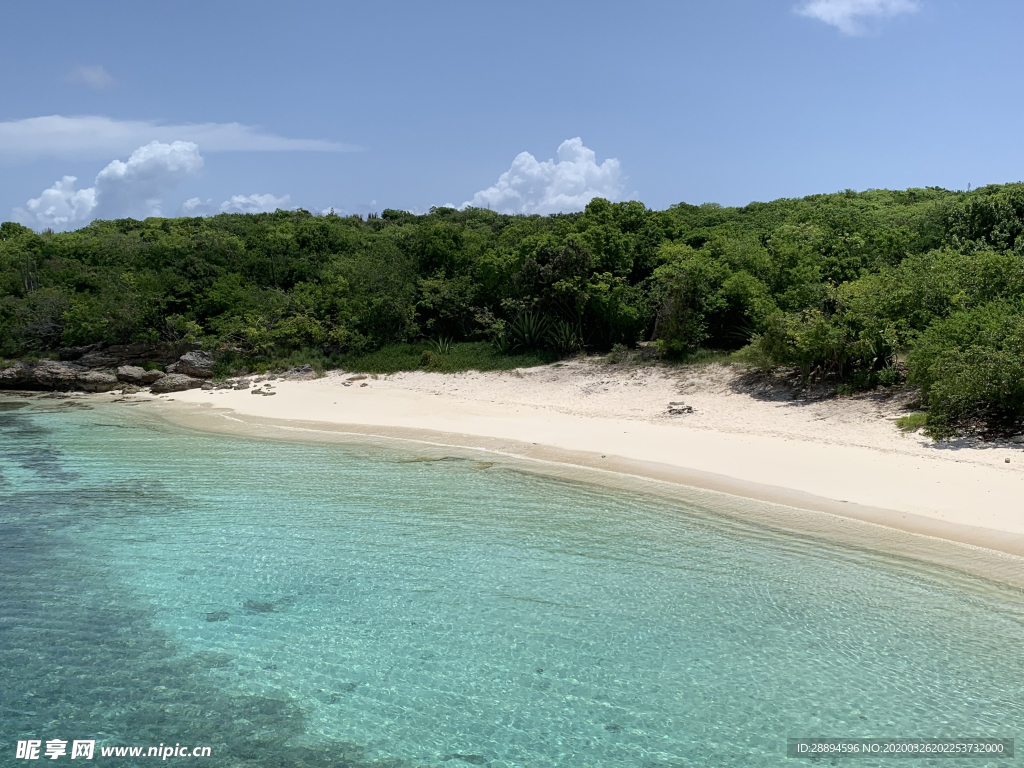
[
  {"xmin": 149, "ymin": 373, "xmax": 203, "ymax": 394},
  {"xmin": 0, "ymin": 360, "xmax": 119, "ymax": 392},
  {"xmin": 167, "ymin": 350, "xmax": 214, "ymax": 378},
  {"xmin": 0, "ymin": 361, "xmax": 34, "ymax": 388},
  {"xmin": 59, "ymin": 341, "xmax": 200, "ymax": 368},
  {"xmin": 77, "ymin": 371, "xmax": 120, "ymax": 392}
]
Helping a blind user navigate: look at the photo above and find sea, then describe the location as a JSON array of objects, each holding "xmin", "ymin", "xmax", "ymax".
[{"xmin": 1, "ymin": 395, "xmax": 1021, "ymax": 767}]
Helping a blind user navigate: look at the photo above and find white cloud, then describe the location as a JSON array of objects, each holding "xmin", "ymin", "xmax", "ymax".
[
  {"xmin": 0, "ymin": 115, "xmax": 357, "ymax": 162},
  {"xmin": 13, "ymin": 177, "xmax": 97, "ymax": 231},
  {"xmin": 182, "ymin": 193, "xmax": 291, "ymax": 217},
  {"xmin": 464, "ymin": 138, "xmax": 623, "ymax": 215},
  {"xmin": 795, "ymin": 0, "xmax": 920, "ymax": 35},
  {"xmin": 13, "ymin": 141, "xmax": 203, "ymax": 230},
  {"xmin": 67, "ymin": 65, "xmax": 114, "ymax": 89}
]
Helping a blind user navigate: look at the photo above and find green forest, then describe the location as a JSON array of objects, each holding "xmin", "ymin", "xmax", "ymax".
[{"xmin": 2, "ymin": 183, "xmax": 1022, "ymax": 438}]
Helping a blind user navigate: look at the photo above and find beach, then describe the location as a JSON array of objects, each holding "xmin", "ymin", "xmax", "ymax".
[{"xmin": 145, "ymin": 360, "xmax": 1024, "ymax": 562}]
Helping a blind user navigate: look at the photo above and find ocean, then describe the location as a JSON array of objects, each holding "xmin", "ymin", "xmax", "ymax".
[{"xmin": 1, "ymin": 396, "xmax": 1021, "ymax": 767}]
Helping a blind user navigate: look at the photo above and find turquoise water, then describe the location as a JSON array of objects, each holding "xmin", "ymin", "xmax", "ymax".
[{"xmin": 1, "ymin": 397, "xmax": 1022, "ymax": 767}]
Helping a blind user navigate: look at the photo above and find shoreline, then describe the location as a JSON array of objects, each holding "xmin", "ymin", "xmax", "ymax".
[
  {"xmin": 7, "ymin": 359, "xmax": 1022, "ymax": 588},
  {"xmin": 114, "ymin": 360, "xmax": 1023, "ymax": 589},
  {"xmin": 147, "ymin": 406, "xmax": 1024, "ymax": 592}
]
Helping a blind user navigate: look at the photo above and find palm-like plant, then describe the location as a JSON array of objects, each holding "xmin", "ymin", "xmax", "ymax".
[
  {"xmin": 427, "ymin": 336, "xmax": 454, "ymax": 355},
  {"xmin": 547, "ymin": 319, "xmax": 583, "ymax": 354},
  {"xmin": 491, "ymin": 333, "xmax": 513, "ymax": 355},
  {"xmin": 509, "ymin": 311, "xmax": 550, "ymax": 350}
]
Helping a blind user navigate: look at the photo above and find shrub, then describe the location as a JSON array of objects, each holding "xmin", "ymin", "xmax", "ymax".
[{"xmin": 908, "ymin": 302, "xmax": 1024, "ymax": 437}]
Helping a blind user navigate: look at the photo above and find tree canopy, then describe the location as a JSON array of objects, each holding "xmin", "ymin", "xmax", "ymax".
[{"xmin": 2, "ymin": 182, "xmax": 1022, "ymax": 437}]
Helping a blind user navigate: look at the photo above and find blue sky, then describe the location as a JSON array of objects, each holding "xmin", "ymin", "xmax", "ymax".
[{"xmin": 1, "ymin": 0, "xmax": 1021, "ymax": 229}]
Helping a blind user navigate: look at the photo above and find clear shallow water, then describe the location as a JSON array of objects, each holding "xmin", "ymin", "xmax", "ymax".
[{"xmin": 1, "ymin": 398, "xmax": 1022, "ymax": 767}]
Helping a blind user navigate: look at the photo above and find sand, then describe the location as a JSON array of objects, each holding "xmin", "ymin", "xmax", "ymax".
[{"xmin": 146, "ymin": 359, "xmax": 1024, "ymax": 567}]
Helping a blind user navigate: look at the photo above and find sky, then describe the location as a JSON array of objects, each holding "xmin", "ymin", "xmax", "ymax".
[{"xmin": 1, "ymin": 0, "xmax": 1021, "ymax": 230}]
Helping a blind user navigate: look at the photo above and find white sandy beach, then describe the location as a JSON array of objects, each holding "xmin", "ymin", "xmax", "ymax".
[{"xmin": 149, "ymin": 360, "xmax": 1024, "ymax": 561}]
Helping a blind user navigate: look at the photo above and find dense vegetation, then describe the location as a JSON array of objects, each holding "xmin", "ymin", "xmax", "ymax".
[{"xmin": 2, "ymin": 183, "xmax": 1022, "ymax": 437}]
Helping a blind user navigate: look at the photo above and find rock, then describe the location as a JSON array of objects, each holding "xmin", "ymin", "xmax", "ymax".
[
  {"xmin": 200, "ymin": 382, "xmax": 215, "ymax": 390},
  {"xmin": 233, "ymin": 380, "xmax": 251, "ymax": 390},
  {"xmin": 116, "ymin": 365, "xmax": 147, "ymax": 384},
  {"xmin": 76, "ymin": 371, "xmax": 119, "ymax": 392},
  {"xmin": 31, "ymin": 360, "xmax": 87, "ymax": 390},
  {"xmin": 120, "ymin": 384, "xmax": 143, "ymax": 394},
  {"xmin": 150, "ymin": 373, "xmax": 203, "ymax": 394},
  {"xmin": 141, "ymin": 369, "xmax": 165, "ymax": 383},
  {"xmin": 58, "ymin": 343, "xmax": 102, "ymax": 361},
  {"xmin": 0, "ymin": 361, "xmax": 35, "ymax": 388},
  {"xmin": 167, "ymin": 350, "xmax": 215, "ymax": 378},
  {"xmin": 441, "ymin": 755, "xmax": 487, "ymax": 765},
  {"xmin": 283, "ymin": 364, "xmax": 317, "ymax": 381}
]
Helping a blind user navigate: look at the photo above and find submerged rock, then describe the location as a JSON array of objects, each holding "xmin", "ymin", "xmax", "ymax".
[{"xmin": 243, "ymin": 600, "xmax": 277, "ymax": 613}]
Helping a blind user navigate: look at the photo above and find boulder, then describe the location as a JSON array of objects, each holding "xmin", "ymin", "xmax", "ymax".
[
  {"xmin": 167, "ymin": 350, "xmax": 215, "ymax": 378},
  {"xmin": 31, "ymin": 361, "xmax": 88, "ymax": 390},
  {"xmin": 150, "ymin": 373, "xmax": 203, "ymax": 394},
  {"xmin": 141, "ymin": 369, "xmax": 165, "ymax": 383},
  {"xmin": 76, "ymin": 371, "xmax": 119, "ymax": 392},
  {"xmin": 116, "ymin": 365, "xmax": 148, "ymax": 384},
  {"xmin": 0, "ymin": 361, "xmax": 34, "ymax": 388}
]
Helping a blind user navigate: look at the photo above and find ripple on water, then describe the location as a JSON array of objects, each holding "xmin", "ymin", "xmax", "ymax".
[{"xmin": 1, "ymin": 399, "xmax": 1022, "ymax": 767}]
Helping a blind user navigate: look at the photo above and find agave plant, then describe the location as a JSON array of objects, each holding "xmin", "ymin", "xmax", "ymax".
[
  {"xmin": 491, "ymin": 333, "xmax": 513, "ymax": 355},
  {"xmin": 547, "ymin": 319, "xmax": 583, "ymax": 354},
  {"xmin": 427, "ymin": 336, "xmax": 454, "ymax": 355},
  {"xmin": 509, "ymin": 311, "xmax": 550, "ymax": 350}
]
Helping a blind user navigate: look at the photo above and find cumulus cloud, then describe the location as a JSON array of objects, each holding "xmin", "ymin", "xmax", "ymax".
[
  {"xmin": 795, "ymin": 0, "xmax": 921, "ymax": 35},
  {"xmin": 13, "ymin": 141, "xmax": 203, "ymax": 230},
  {"xmin": 12, "ymin": 177, "xmax": 97, "ymax": 231},
  {"xmin": 67, "ymin": 65, "xmax": 114, "ymax": 89},
  {"xmin": 0, "ymin": 115, "xmax": 357, "ymax": 162},
  {"xmin": 182, "ymin": 193, "xmax": 292, "ymax": 216},
  {"xmin": 464, "ymin": 138, "xmax": 623, "ymax": 215}
]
